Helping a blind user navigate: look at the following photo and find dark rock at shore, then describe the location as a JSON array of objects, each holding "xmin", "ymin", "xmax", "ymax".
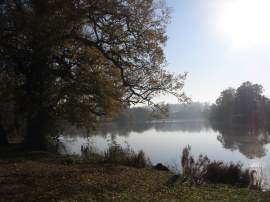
[{"xmin": 153, "ymin": 163, "xmax": 169, "ymax": 171}]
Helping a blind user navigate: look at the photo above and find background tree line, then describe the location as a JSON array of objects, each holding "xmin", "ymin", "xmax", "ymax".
[
  {"xmin": 113, "ymin": 82, "xmax": 268, "ymax": 124},
  {"xmin": 114, "ymin": 102, "xmax": 210, "ymax": 123},
  {"xmin": 209, "ymin": 81, "xmax": 270, "ymax": 126}
]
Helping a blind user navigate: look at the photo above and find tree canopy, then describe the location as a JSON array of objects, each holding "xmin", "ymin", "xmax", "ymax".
[{"xmin": 0, "ymin": 0, "xmax": 189, "ymax": 149}]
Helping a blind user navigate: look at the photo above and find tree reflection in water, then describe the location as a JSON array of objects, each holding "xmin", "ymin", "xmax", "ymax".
[
  {"xmin": 211, "ymin": 122, "xmax": 270, "ymax": 159},
  {"xmin": 61, "ymin": 119, "xmax": 270, "ymax": 160}
]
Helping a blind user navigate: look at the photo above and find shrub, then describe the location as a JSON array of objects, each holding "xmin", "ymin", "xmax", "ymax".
[
  {"xmin": 81, "ymin": 139, "xmax": 148, "ymax": 168},
  {"xmin": 204, "ymin": 161, "xmax": 251, "ymax": 187},
  {"xmin": 104, "ymin": 143, "xmax": 148, "ymax": 168},
  {"xmin": 180, "ymin": 145, "xmax": 262, "ymax": 188},
  {"xmin": 133, "ymin": 150, "xmax": 147, "ymax": 168},
  {"xmin": 81, "ymin": 143, "xmax": 104, "ymax": 162},
  {"xmin": 181, "ymin": 145, "xmax": 210, "ymax": 185}
]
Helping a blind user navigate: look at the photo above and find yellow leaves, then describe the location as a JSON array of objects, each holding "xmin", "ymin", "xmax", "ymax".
[{"xmin": 148, "ymin": 78, "xmax": 158, "ymax": 86}]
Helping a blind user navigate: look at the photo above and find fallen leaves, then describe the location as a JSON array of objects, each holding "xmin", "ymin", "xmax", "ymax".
[{"xmin": 0, "ymin": 152, "xmax": 269, "ymax": 201}]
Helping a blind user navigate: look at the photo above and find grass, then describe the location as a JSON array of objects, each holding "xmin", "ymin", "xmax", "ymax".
[{"xmin": 1, "ymin": 150, "xmax": 270, "ymax": 201}]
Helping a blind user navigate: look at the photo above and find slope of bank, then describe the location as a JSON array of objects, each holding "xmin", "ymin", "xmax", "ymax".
[{"xmin": 0, "ymin": 151, "xmax": 270, "ymax": 201}]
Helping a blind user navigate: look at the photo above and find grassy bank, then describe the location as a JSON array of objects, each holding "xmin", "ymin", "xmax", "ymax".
[{"xmin": 0, "ymin": 151, "xmax": 270, "ymax": 201}]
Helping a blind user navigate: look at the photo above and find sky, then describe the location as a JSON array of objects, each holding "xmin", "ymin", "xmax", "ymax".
[{"xmin": 163, "ymin": 0, "xmax": 270, "ymax": 103}]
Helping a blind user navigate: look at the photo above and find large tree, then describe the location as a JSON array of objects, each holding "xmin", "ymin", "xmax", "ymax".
[
  {"xmin": 0, "ymin": 0, "xmax": 188, "ymax": 149},
  {"xmin": 234, "ymin": 81, "xmax": 264, "ymax": 123},
  {"xmin": 210, "ymin": 82, "xmax": 266, "ymax": 125},
  {"xmin": 213, "ymin": 87, "xmax": 235, "ymax": 122}
]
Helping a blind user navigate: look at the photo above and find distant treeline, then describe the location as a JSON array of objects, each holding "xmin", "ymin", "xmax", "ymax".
[
  {"xmin": 115, "ymin": 81, "xmax": 270, "ymax": 127},
  {"xmin": 114, "ymin": 107, "xmax": 152, "ymax": 123},
  {"xmin": 167, "ymin": 102, "xmax": 210, "ymax": 120},
  {"xmin": 208, "ymin": 81, "xmax": 270, "ymax": 125},
  {"xmin": 114, "ymin": 102, "xmax": 210, "ymax": 123}
]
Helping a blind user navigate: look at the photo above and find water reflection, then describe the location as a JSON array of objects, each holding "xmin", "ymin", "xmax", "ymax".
[
  {"xmin": 152, "ymin": 120, "xmax": 212, "ymax": 133},
  {"xmin": 211, "ymin": 122, "xmax": 270, "ymax": 159},
  {"xmin": 62, "ymin": 120, "xmax": 270, "ymax": 160},
  {"xmin": 99, "ymin": 121, "xmax": 151, "ymax": 137},
  {"xmin": 63, "ymin": 120, "xmax": 212, "ymax": 138},
  {"xmin": 99, "ymin": 119, "xmax": 213, "ymax": 137}
]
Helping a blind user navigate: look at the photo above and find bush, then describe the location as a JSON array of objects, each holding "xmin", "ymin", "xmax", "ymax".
[
  {"xmin": 81, "ymin": 139, "xmax": 149, "ymax": 168},
  {"xmin": 181, "ymin": 145, "xmax": 210, "ymax": 185},
  {"xmin": 204, "ymin": 161, "xmax": 251, "ymax": 187},
  {"xmin": 180, "ymin": 145, "xmax": 261, "ymax": 188},
  {"xmin": 104, "ymin": 142, "xmax": 148, "ymax": 168},
  {"xmin": 134, "ymin": 150, "xmax": 147, "ymax": 168}
]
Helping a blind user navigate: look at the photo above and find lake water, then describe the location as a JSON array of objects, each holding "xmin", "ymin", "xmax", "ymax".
[{"xmin": 61, "ymin": 120, "xmax": 270, "ymax": 186}]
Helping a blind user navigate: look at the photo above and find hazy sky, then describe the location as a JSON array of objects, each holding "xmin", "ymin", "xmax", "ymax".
[{"xmin": 163, "ymin": 0, "xmax": 270, "ymax": 103}]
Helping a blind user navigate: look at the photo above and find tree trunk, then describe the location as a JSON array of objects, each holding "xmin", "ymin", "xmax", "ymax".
[
  {"xmin": 21, "ymin": 108, "xmax": 51, "ymax": 151},
  {"xmin": 0, "ymin": 116, "xmax": 9, "ymax": 146},
  {"xmin": 21, "ymin": 52, "xmax": 51, "ymax": 151}
]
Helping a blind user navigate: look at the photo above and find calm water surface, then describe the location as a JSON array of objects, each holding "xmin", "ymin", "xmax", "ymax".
[{"xmin": 61, "ymin": 120, "xmax": 270, "ymax": 185}]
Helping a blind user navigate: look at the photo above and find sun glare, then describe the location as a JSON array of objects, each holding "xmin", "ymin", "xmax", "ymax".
[{"xmin": 218, "ymin": 0, "xmax": 270, "ymax": 48}]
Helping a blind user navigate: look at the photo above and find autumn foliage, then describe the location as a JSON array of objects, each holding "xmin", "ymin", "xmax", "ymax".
[{"xmin": 0, "ymin": 0, "xmax": 188, "ymax": 149}]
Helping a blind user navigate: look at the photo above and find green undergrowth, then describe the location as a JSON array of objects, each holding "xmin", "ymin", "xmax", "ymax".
[{"xmin": 0, "ymin": 151, "xmax": 270, "ymax": 201}]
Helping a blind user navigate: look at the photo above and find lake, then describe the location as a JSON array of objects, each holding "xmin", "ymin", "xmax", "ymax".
[{"xmin": 60, "ymin": 119, "xmax": 270, "ymax": 186}]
